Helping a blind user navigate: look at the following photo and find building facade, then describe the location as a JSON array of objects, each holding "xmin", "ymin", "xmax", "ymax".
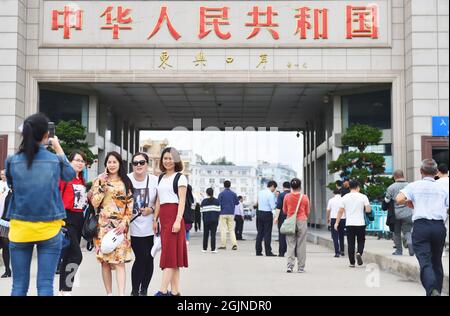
[
  {"xmin": 0, "ymin": 0, "xmax": 448, "ymax": 227},
  {"xmin": 257, "ymin": 161, "xmax": 298, "ymax": 191},
  {"xmin": 190, "ymin": 164, "xmax": 259, "ymax": 206}
]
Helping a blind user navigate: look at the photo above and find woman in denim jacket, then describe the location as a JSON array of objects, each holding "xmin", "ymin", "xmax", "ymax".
[{"xmin": 5, "ymin": 113, "xmax": 75, "ymax": 296}]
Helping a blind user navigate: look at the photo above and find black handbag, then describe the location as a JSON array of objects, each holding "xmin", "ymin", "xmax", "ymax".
[{"xmin": 82, "ymin": 204, "xmax": 99, "ymax": 242}]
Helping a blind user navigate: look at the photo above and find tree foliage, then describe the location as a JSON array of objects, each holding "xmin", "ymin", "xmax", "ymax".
[
  {"xmin": 56, "ymin": 120, "xmax": 97, "ymax": 166},
  {"xmin": 327, "ymin": 124, "xmax": 393, "ymax": 201},
  {"xmin": 210, "ymin": 156, "xmax": 235, "ymax": 166}
]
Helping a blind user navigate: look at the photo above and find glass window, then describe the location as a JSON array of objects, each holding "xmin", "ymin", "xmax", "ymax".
[
  {"xmin": 342, "ymin": 89, "xmax": 391, "ymax": 130},
  {"xmin": 39, "ymin": 89, "xmax": 89, "ymax": 126}
]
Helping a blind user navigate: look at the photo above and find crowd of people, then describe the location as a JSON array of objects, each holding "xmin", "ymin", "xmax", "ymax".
[
  {"xmin": 0, "ymin": 113, "xmax": 448, "ymax": 297},
  {"xmin": 0, "ymin": 114, "xmax": 189, "ymax": 296}
]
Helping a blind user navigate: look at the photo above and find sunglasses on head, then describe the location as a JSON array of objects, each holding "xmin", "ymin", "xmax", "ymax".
[{"xmin": 132, "ymin": 160, "xmax": 147, "ymax": 166}]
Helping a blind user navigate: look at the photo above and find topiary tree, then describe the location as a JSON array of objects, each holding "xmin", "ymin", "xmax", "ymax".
[
  {"xmin": 327, "ymin": 124, "xmax": 393, "ymax": 201},
  {"xmin": 55, "ymin": 120, "xmax": 97, "ymax": 166},
  {"xmin": 210, "ymin": 156, "xmax": 235, "ymax": 166}
]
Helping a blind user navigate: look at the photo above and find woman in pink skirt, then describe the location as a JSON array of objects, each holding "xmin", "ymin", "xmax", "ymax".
[{"xmin": 153, "ymin": 147, "xmax": 188, "ymax": 296}]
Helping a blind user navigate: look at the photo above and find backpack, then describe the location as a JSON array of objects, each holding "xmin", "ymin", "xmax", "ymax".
[{"xmin": 158, "ymin": 173, "xmax": 195, "ymax": 224}]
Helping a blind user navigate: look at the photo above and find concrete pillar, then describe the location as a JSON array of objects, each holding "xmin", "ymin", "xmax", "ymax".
[
  {"xmin": 313, "ymin": 129, "xmax": 318, "ymax": 227},
  {"xmin": 87, "ymin": 96, "xmax": 99, "ymax": 180},
  {"xmin": 308, "ymin": 127, "xmax": 313, "ymax": 226},
  {"xmin": 404, "ymin": 0, "xmax": 449, "ymax": 180},
  {"xmin": 0, "ymin": 0, "xmax": 27, "ymax": 154},
  {"xmin": 332, "ymin": 95, "xmax": 342, "ymax": 164}
]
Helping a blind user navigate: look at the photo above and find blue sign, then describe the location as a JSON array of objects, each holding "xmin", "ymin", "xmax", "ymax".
[{"xmin": 432, "ymin": 116, "xmax": 449, "ymax": 137}]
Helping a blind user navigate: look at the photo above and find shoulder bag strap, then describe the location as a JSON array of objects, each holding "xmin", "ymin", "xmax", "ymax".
[
  {"xmin": 293, "ymin": 194, "xmax": 303, "ymax": 217},
  {"xmin": 158, "ymin": 173, "xmax": 164, "ymax": 184},
  {"xmin": 173, "ymin": 173, "xmax": 182, "ymax": 197},
  {"xmin": 143, "ymin": 175, "xmax": 149, "ymax": 207}
]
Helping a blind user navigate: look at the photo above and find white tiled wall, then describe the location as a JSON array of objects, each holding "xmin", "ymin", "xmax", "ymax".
[{"xmin": 405, "ymin": 0, "xmax": 449, "ymax": 180}]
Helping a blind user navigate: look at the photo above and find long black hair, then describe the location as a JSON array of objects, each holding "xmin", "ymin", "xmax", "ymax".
[
  {"xmin": 104, "ymin": 151, "xmax": 133, "ymax": 194},
  {"xmin": 18, "ymin": 113, "xmax": 49, "ymax": 168}
]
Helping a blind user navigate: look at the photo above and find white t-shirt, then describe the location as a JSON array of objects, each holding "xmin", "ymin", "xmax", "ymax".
[
  {"xmin": 0, "ymin": 181, "xmax": 9, "ymax": 219},
  {"xmin": 437, "ymin": 177, "xmax": 449, "ymax": 195},
  {"xmin": 0, "ymin": 181, "xmax": 8, "ymax": 196},
  {"xmin": 128, "ymin": 173, "xmax": 158, "ymax": 237},
  {"xmin": 327, "ymin": 195, "xmax": 345, "ymax": 219},
  {"xmin": 340, "ymin": 192, "xmax": 370, "ymax": 226},
  {"xmin": 157, "ymin": 173, "xmax": 188, "ymax": 205}
]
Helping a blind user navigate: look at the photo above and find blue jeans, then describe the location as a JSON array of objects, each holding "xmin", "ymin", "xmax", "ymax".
[
  {"xmin": 412, "ymin": 219, "xmax": 446, "ymax": 296},
  {"xmin": 330, "ymin": 219, "xmax": 346, "ymax": 255},
  {"xmin": 10, "ymin": 232, "xmax": 62, "ymax": 296}
]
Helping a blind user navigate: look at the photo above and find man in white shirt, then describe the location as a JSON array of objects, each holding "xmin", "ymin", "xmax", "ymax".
[
  {"xmin": 396, "ymin": 159, "xmax": 449, "ymax": 296},
  {"xmin": 335, "ymin": 180, "xmax": 371, "ymax": 267},
  {"xmin": 234, "ymin": 196, "xmax": 245, "ymax": 240},
  {"xmin": 436, "ymin": 164, "xmax": 449, "ymax": 257},
  {"xmin": 326, "ymin": 189, "xmax": 345, "ymax": 257},
  {"xmin": 256, "ymin": 181, "xmax": 278, "ymax": 256}
]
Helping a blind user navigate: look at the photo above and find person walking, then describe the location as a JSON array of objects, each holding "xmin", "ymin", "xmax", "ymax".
[
  {"xmin": 234, "ymin": 196, "xmax": 245, "ymax": 241},
  {"xmin": 201, "ymin": 188, "xmax": 220, "ymax": 253},
  {"xmin": 153, "ymin": 147, "xmax": 188, "ymax": 296},
  {"xmin": 283, "ymin": 179, "xmax": 310, "ymax": 273},
  {"xmin": 436, "ymin": 163, "xmax": 449, "ymax": 257},
  {"xmin": 326, "ymin": 189, "xmax": 345, "ymax": 257},
  {"xmin": 384, "ymin": 169, "xmax": 414, "ymax": 256},
  {"xmin": 217, "ymin": 181, "xmax": 239, "ymax": 250},
  {"xmin": 256, "ymin": 181, "xmax": 278, "ymax": 256},
  {"xmin": 396, "ymin": 159, "xmax": 449, "ymax": 296},
  {"xmin": 194, "ymin": 203, "xmax": 201, "ymax": 232},
  {"xmin": 58, "ymin": 150, "xmax": 89, "ymax": 296},
  {"xmin": 0, "ymin": 169, "xmax": 11, "ymax": 278},
  {"xmin": 128, "ymin": 152, "xmax": 157, "ymax": 296},
  {"xmin": 91, "ymin": 151, "xmax": 133, "ymax": 296},
  {"xmin": 6, "ymin": 113, "xmax": 75, "ymax": 296},
  {"xmin": 274, "ymin": 181, "xmax": 291, "ymax": 257},
  {"xmin": 335, "ymin": 180, "xmax": 371, "ymax": 268}
]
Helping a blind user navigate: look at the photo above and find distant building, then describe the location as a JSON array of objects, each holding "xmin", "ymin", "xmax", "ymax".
[
  {"xmin": 190, "ymin": 164, "xmax": 258, "ymax": 206},
  {"xmin": 257, "ymin": 161, "xmax": 298, "ymax": 191},
  {"xmin": 140, "ymin": 138, "xmax": 169, "ymax": 175}
]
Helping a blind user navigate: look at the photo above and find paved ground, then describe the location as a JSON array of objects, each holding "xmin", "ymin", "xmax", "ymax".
[{"xmin": 0, "ymin": 221, "xmax": 426, "ymax": 296}]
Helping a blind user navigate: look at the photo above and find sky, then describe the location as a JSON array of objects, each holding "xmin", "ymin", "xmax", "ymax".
[{"xmin": 140, "ymin": 130, "xmax": 304, "ymax": 177}]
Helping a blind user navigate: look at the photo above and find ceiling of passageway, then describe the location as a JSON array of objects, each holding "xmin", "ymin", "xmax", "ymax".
[{"xmin": 40, "ymin": 82, "xmax": 390, "ymax": 130}]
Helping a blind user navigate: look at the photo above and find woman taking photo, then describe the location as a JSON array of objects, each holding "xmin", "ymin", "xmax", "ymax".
[
  {"xmin": 153, "ymin": 147, "xmax": 188, "ymax": 296},
  {"xmin": 58, "ymin": 150, "xmax": 88, "ymax": 296},
  {"xmin": 283, "ymin": 178, "xmax": 310, "ymax": 273},
  {"xmin": 127, "ymin": 152, "xmax": 157, "ymax": 296},
  {"xmin": 91, "ymin": 151, "xmax": 133, "ymax": 296},
  {"xmin": 6, "ymin": 113, "xmax": 75, "ymax": 296}
]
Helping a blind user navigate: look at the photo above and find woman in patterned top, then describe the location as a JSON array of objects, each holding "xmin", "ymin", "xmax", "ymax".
[{"xmin": 91, "ymin": 151, "xmax": 133, "ymax": 296}]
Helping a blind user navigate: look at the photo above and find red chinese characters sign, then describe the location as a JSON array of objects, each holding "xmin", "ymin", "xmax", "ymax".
[
  {"xmin": 52, "ymin": 6, "xmax": 83, "ymax": 39},
  {"xmin": 100, "ymin": 6, "xmax": 133, "ymax": 39},
  {"xmin": 44, "ymin": 1, "xmax": 390, "ymax": 48}
]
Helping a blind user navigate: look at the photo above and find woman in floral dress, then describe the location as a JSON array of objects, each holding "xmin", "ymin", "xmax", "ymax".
[{"xmin": 91, "ymin": 151, "xmax": 133, "ymax": 296}]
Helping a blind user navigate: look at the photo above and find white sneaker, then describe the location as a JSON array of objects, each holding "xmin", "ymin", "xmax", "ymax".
[
  {"xmin": 201, "ymin": 249, "xmax": 207, "ymax": 253},
  {"xmin": 211, "ymin": 250, "xmax": 218, "ymax": 254},
  {"xmin": 60, "ymin": 291, "xmax": 72, "ymax": 296}
]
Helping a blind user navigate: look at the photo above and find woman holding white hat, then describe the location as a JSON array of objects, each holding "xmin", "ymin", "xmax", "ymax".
[{"xmin": 91, "ymin": 151, "xmax": 133, "ymax": 296}]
